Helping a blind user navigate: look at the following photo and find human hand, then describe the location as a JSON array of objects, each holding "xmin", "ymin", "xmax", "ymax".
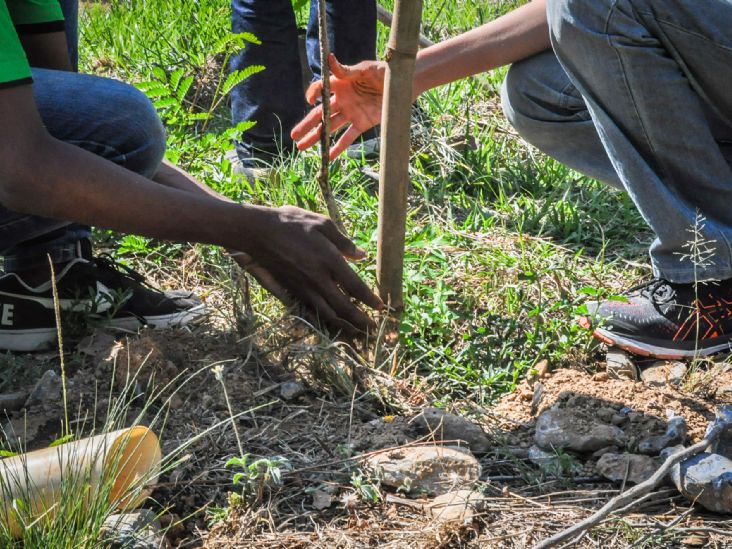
[
  {"xmin": 291, "ymin": 53, "xmax": 386, "ymax": 160},
  {"xmin": 241, "ymin": 205, "xmax": 383, "ymax": 334}
]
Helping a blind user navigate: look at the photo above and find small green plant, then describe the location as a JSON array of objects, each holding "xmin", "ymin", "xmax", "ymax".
[
  {"xmin": 226, "ymin": 454, "xmax": 292, "ymax": 504},
  {"xmin": 349, "ymin": 471, "xmax": 381, "ymax": 504}
]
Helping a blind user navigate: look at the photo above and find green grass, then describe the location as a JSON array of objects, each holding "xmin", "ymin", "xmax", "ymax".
[{"xmin": 78, "ymin": 0, "xmax": 652, "ymax": 405}]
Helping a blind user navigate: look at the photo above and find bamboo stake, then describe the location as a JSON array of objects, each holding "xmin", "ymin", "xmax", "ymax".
[
  {"xmin": 316, "ymin": 0, "xmax": 346, "ymax": 233},
  {"xmin": 376, "ymin": 0, "xmax": 423, "ymax": 316}
]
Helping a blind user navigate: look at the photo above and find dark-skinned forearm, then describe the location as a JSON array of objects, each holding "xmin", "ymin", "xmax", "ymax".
[
  {"xmin": 20, "ymin": 31, "xmax": 72, "ymax": 71},
  {"xmin": 413, "ymin": 0, "xmax": 549, "ymax": 96}
]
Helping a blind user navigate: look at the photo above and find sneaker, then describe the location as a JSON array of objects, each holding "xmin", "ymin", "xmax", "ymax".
[
  {"xmin": 224, "ymin": 149, "xmax": 278, "ymax": 186},
  {"xmin": 0, "ymin": 258, "xmax": 205, "ymax": 352},
  {"xmin": 578, "ymin": 278, "xmax": 732, "ymax": 359},
  {"xmin": 346, "ymin": 135, "xmax": 380, "ymax": 161}
]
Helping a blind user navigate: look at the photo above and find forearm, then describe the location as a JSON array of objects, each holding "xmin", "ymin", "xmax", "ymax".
[
  {"xmin": 3, "ymin": 134, "xmax": 263, "ymax": 253},
  {"xmin": 413, "ymin": 0, "xmax": 549, "ymax": 96},
  {"xmin": 153, "ymin": 160, "xmax": 232, "ymax": 202}
]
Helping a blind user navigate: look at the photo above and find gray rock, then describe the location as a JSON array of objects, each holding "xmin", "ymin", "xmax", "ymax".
[
  {"xmin": 25, "ymin": 370, "xmax": 68, "ymax": 408},
  {"xmin": 412, "ymin": 408, "xmax": 490, "ymax": 454},
  {"xmin": 640, "ymin": 361, "xmax": 687, "ymax": 388},
  {"xmin": 611, "ymin": 414, "xmax": 628, "ymax": 427},
  {"xmin": 638, "ymin": 416, "xmax": 687, "ymax": 455},
  {"xmin": 595, "ymin": 453, "xmax": 659, "ymax": 484},
  {"xmin": 0, "ymin": 392, "xmax": 28, "ymax": 414},
  {"xmin": 707, "ymin": 405, "xmax": 732, "ymax": 460},
  {"xmin": 101, "ymin": 509, "xmax": 170, "ymax": 549},
  {"xmin": 534, "ymin": 409, "xmax": 626, "ymax": 453},
  {"xmin": 596, "ymin": 407, "xmax": 616, "ymax": 423},
  {"xmin": 280, "ymin": 380, "xmax": 306, "ymax": 401},
  {"xmin": 606, "ymin": 349, "xmax": 638, "ymax": 380},
  {"xmin": 666, "ymin": 447, "xmax": 732, "ymax": 514},
  {"xmin": 364, "ymin": 445, "xmax": 481, "ymax": 496},
  {"xmin": 528, "ymin": 445, "xmax": 582, "ymax": 477},
  {"xmin": 426, "ymin": 489, "xmax": 486, "ymax": 523}
]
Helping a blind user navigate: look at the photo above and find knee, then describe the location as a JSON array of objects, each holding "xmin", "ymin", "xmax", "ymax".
[{"xmin": 112, "ymin": 82, "xmax": 167, "ymax": 178}]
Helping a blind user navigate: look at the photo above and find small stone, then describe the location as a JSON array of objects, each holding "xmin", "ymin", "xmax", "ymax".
[
  {"xmin": 364, "ymin": 445, "xmax": 481, "ymax": 496},
  {"xmin": 592, "ymin": 445, "xmax": 620, "ymax": 458},
  {"xmin": 0, "ymin": 392, "xmax": 28, "ymax": 414},
  {"xmin": 25, "ymin": 370, "xmax": 64, "ymax": 408},
  {"xmin": 528, "ymin": 445, "xmax": 582, "ymax": 477},
  {"xmin": 280, "ymin": 381, "xmax": 306, "ymax": 401},
  {"xmin": 426, "ymin": 489, "xmax": 485, "ymax": 523},
  {"xmin": 640, "ymin": 361, "xmax": 687, "ymax": 388},
  {"xmin": 595, "ymin": 453, "xmax": 659, "ymax": 484},
  {"xmin": 536, "ymin": 359, "xmax": 551, "ymax": 378},
  {"xmin": 596, "ymin": 407, "xmax": 615, "ymax": 423},
  {"xmin": 412, "ymin": 408, "xmax": 490, "ymax": 454},
  {"xmin": 531, "ymin": 383, "xmax": 544, "ymax": 417},
  {"xmin": 100, "ymin": 510, "xmax": 171, "ymax": 549},
  {"xmin": 666, "ymin": 447, "xmax": 732, "ymax": 513},
  {"xmin": 311, "ymin": 489, "xmax": 333, "ymax": 510},
  {"xmin": 638, "ymin": 416, "xmax": 687, "ymax": 455},
  {"xmin": 534, "ymin": 409, "xmax": 626, "ymax": 453},
  {"xmin": 681, "ymin": 534, "xmax": 709, "ymax": 547},
  {"xmin": 593, "ymin": 372, "xmax": 609, "ymax": 382},
  {"xmin": 606, "ymin": 349, "xmax": 639, "ymax": 380},
  {"xmin": 611, "ymin": 414, "xmax": 627, "ymax": 427}
]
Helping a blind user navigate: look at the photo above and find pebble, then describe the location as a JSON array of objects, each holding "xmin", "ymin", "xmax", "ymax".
[
  {"xmin": 364, "ymin": 445, "xmax": 481, "ymax": 496},
  {"xmin": 595, "ymin": 453, "xmax": 659, "ymax": 484},
  {"xmin": 100, "ymin": 510, "xmax": 171, "ymax": 549},
  {"xmin": 640, "ymin": 361, "xmax": 687, "ymax": 388},
  {"xmin": 606, "ymin": 349, "xmax": 639, "ymax": 380},
  {"xmin": 412, "ymin": 408, "xmax": 490, "ymax": 454},
  {"xmin": 280, "ymin": 380, "xmax": 306, "ymax": 401},
  {"xmin": 426, "ymin": 489, "xmax": 485, "ymax": 523},
  {"xmin": 534, "ymin": 409, "xmax": 626, "ymax": 453},
  {"xmin": 592, "ymin": 372, "xmax": 609, "ymax": 382},
  {"xmin": 25, "ymin": 370, "xmax": 65, "ymax": 408}
]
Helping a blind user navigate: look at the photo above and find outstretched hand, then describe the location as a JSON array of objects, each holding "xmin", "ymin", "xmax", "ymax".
[
  {"xmin": 291, "ymin": 54, "xmax": 386, "ymax": 160},
  {"xmin": 241, "ymin": 205, "xmax": 383, "ymax": 335}
]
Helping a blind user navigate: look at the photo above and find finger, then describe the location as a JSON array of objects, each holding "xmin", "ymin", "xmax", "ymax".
[
  {"xmin": 246, "ymin": 263, "xmax": 296, "ymax": 307},
  {"xmin": 305, "ymin": 80, "xmax": 324, "ymax": 105},
  {"xmin": 331, "ymin": 258, "xmax": 384, "ymax": 311},
  {"xmin": 329, "ymin": 53, "xmax": 352, "ymax": 79},
  {"xmin": 291, "ymin": 105, "xmax": 324, "ymax": 141},
  {"xmin": 330, "ymin": 125, "xmax": 365, "ymax": 160},
  {"xmin": 297, "ymin": 286, "xmax": 359, "ymax": 336},
  {"xmin": 316, "ymin": 221, "xmax": 364, "ymax": 260},
  {"xmin": 329, "ymin": 113, "xmax": 349, "ymax": 134},
  {"xmin": 315, "ymin": 277, "xmax": 375, "ymax": 332}
]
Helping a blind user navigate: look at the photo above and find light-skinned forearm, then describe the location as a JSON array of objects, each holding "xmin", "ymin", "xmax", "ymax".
[{"xmin": 413, "ymin": 0, "xmax": 549, "ymax": 96}]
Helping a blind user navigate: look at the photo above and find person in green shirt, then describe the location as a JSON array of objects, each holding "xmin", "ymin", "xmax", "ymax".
[{"xmin": 0, "ymin": 0, "xmax": 380, "ymax": 351}]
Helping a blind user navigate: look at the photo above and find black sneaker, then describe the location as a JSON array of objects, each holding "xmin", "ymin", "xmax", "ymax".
[
  {"xmin": 0, "ymin": 257, "xmax": 205, "ymax": 352},
  {"xmin": 578, "ymin": 278, "xmax": 732, "ymax": 359}
]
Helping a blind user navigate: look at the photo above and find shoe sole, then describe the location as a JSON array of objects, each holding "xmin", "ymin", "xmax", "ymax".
[
  {"xmin": 580, "ymin": 317, "xmax": 732, "ymax": 359},
  {"xmin": 0, "ymin": 305, "xmax": 207, "ymax": 353}
]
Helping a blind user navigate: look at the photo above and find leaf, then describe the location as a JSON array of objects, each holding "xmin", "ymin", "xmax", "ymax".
[
  {"xmin": 49, "ymin": 433, "xmax": 74, "ymax": 447},
  {"xmin": 176, "ymin": 76, "xmax": 194, "ymax": 102},
  {"xmin": 221, "ymin": 65, "xmax": 265, "ymax": 96},
  {"xmin": 151, "ymin": 66, "xmax": 167, "ymax": 82},
  {"xmin": 169, "ymin": 68, "xmax": 184, "ymax": 93},
  {"xmin": 153, "ymin": 97, "xmax": 179, "ymax": 110},
  {"xmin": 0, "ymin": 450, "xmax": 18, "ymax": 458}
]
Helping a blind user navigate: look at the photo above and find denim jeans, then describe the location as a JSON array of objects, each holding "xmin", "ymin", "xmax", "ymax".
[
  {"xmin": 0, "ymin": 70, "xmax": 166, "ymax": 270},
  {"xmin": 502, "ymin": 0, "xmax": 732, "ymax": 284},
  {"xmin": 230, "ymin": 0, "xmax": 376, "ymax": 161}
]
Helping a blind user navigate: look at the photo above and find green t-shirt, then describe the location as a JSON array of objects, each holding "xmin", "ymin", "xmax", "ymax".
[{"xmin": 0, "ymin": 0, "xmax": 64, "ymax": 87}]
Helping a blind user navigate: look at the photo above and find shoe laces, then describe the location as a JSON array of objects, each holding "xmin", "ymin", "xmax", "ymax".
[{"xmin": 629, "ymin": 278, "xmax": 677, "ymax": 305}]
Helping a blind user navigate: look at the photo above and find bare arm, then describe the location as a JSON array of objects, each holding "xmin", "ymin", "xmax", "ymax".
[
  {"xmin": 0, "ymin": 85, "xmax": 381, "ymax": 331},
  {"xmin": 292, "ymin": 0, "xmax": 550, "ymax": 156},
  {"xmin": 20, "ymin": 31, "xmax": 72, "ymax": 71},
  {"xmin": 413, "ymin": 0, "xmax": 549, "ymax": 95}
]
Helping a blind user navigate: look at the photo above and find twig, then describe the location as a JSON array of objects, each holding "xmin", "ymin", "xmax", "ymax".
[
  {"xmin": 316, "ymin": 0, "xmax": 345, "ymax": 233},
  {"xmin": 532, "ymin": 422, "xmax": 727, "ymax": 549}
]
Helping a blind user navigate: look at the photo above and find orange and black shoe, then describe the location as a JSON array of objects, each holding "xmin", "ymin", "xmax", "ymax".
[{"xmin": 578, "ymin": 278, "xmax": 732, "ymax": 359}]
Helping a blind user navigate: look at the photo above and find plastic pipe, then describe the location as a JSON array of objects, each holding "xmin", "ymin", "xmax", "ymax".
[{"xmin": 0, "ymin": 426, "xmax": 161, "ymax": 538}]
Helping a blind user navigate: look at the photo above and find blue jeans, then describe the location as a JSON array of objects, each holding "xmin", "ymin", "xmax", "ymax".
[
  {"xmin": 502, "ymin": 0, "xmax": 732, "ymax": 283},
  {"xmin": 230, "ymin": 0, "xmax": 376, "ymax": 161},
  {"xmin": 0, "ymin": 71, "xmax": 166, "ymax": 270}
]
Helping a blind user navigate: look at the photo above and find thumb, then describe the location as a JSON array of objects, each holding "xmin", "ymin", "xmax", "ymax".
[
  {"xmin": 329, "ymin": 53, "xmax": 352, "ymax": 79},
  {"xmin": 305, "ymin": 80, "xmax": 324, "ymax": 105}
]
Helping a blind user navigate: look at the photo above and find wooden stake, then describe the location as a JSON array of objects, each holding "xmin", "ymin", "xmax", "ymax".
[
  {"xmin": 376, "ymin": 0, "xmax": 423, "ymax": 316},
  {"xmin": 316, "ymin": 0, "xmax": 346, "ymax": 233}
]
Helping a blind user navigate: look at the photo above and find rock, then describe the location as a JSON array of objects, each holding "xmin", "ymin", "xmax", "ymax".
[
  {"xmin": 531, "ymin": 383, "xmax": 544, "ymax": 417},
  {"xmin": 595, "ymin": 453, "xmax": 659, "ymax": 484},
  {"xmin": 592, "ymin": 372, "xmax": 608, "ymax": 382},
  {"xmin": 534, "ymin": 409, "xmax": 626, "ymax": 453},
  {"xmin": 610, "ymin": 414, "xmax": 627, "ymax": 427},
  {"xmin": 280, "ymin": 380, "xmax": 306, "ymax": 401},
  {"xmin": 707, "ymin": 405, "xmax": 732, "ymax": 460},
  {"xmin": 25, "ymin": 370, "xmax": 64, "ymax": 408},
  {"xmin": 536, "ymin": 359, "xmax": 551, "ymax": 378},
  {"xmin": 412, "ymin": 408, "xmax": 490, "ymax": 454},
  {"xmin": 0, "ymin": 392, "xmax": 28, "ymax": 414},
  {"xmin": 100, "ymin": 509, "xmax": 171, "ymax": 549},
  {"xmin": 606, "ymin": 349, "xmax": 638, "ymax": 380},
  {"xmin": 426, "ymin": 489, "xmax": 485, "ymax": 523},
  {"xmin": 640, "ymin": 361, "xmax": 687, "ymax": 388},
  {"xmin": 638, "ymin": 416, "xmax": 687, "ymax": 455},
  {"xmin": 592, "ymin": 445, "xmax": 620, "ymax": 458},
  {"xmin": 528, "ymin": 445, "xmax": 582, "ymax": 477},
  {"xmin": 596, "ymin": 407, "xmax": 616, "ymax": 423},
  {"xmin": 666, "ymin": 447, "xmax": 732, "ymax": 513},
  {"xmin": 364, "ymin": 445, "xmax": 481, "ymax": 496},
  {"xmin": 311, "ymin": 489, "xmax": 333, "ymax": 510}
]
